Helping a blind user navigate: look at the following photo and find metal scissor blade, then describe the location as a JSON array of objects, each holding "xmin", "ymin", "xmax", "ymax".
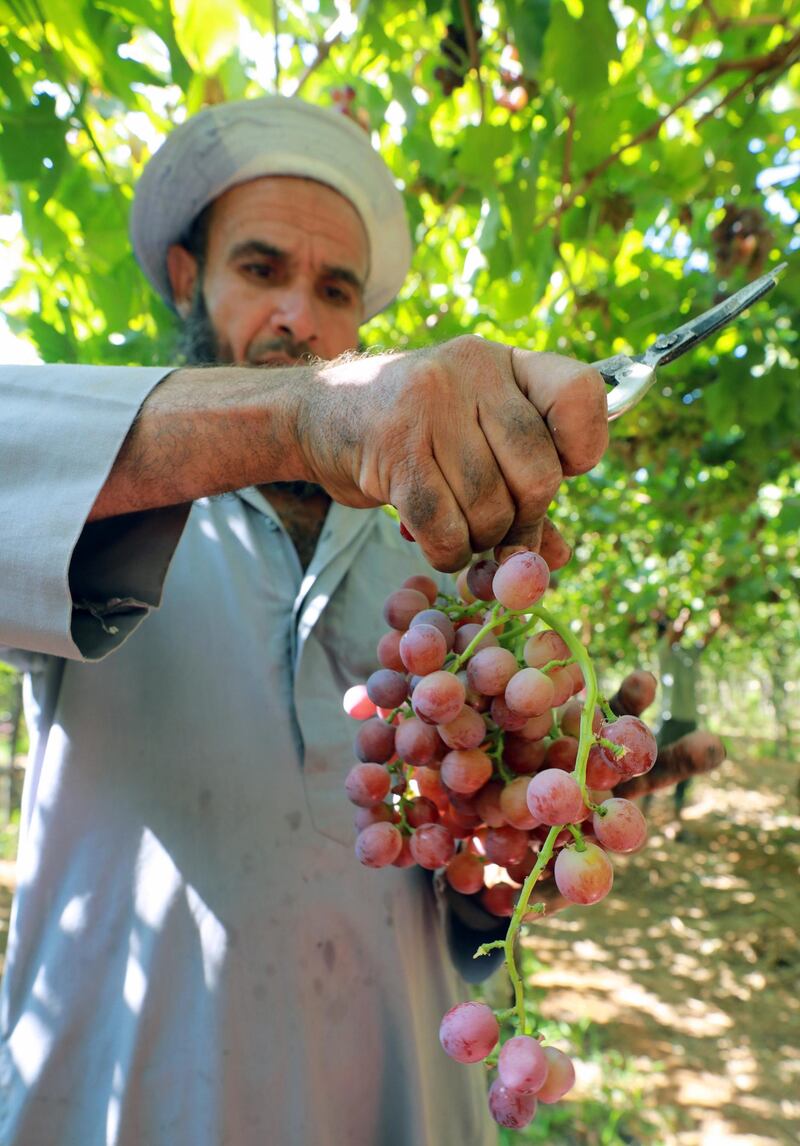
[{"xmin": 640, "ymin": 261, "xmax": 788, "ymax": 369}]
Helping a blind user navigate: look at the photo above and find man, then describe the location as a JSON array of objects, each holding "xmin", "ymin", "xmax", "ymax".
[{"xmin": 0, "ymin": 95, "xmax": 608, "ymax": 1146}]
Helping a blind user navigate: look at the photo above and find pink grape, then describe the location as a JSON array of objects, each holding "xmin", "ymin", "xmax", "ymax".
[
  {"xmin": 415, "ymin": 767, "xmax": 448, "ymax": 808},
  {"xmin": 401, "ymin": 573, "xmax": 438, "ymax": 604},
  {"xmin": 481, "ymin": 882, "xmax": 517, "ymax": 917},
  {"xmin": 523, "ymin": 630, "xmax": 570, "ymax": 669},
  {"xmin": 547, "ymin": 666, "xmax": 575, "ymax": 708},
  {"xmin": 405, "ymin": 796, "xmax": 439, "ymax": 828},
  {"xmin": 593, "ymin": 798, "xmax": 648, "ymax": 853},
  {"xmin": 376, "ymin": 629, "xmax": 405, "ymax": 671},
  {"xmin": 353, "ymin": 802, "xmax": 394, "ymax": 830},
  {"xmin": 487, "ymin": 1079, "xmax": 537, "ymax": 1129},
  {"xmin": 395, "ymin": 716, "xmax": 442, "ymax": 766},
  {"xmin": 355, "ymin": 822, "xmax": 403, "ymax": 867},
  {"xmin": 441, "ymin": 748, "xmax": 493, "ymax": 795},
  {"xmin": 585, "ymin": 745, "xmax": 622, "ymax": 788},
  {"xmin": 354, "ymin": 717, "xmax": 396, "ymax": 764},
  {"xmin": 344, "ymin": 762, "xmax": 391, "ymax": 808},
  {"xmin": 506, "ymin": 849, "xmax": 538, "ymax": 884},
  {"xmin": 599, "ymin": 715, "xmax": 658, "ymax": 779},
  {"xmin": 554, "ymin": 841, "xmax": 614, "ymax": 904},
  {"xmin": 516, "ymin": 711, "xmax": 554, "ymax": 741},
  {"xmin": 492, "ymin": 551, "xmax": 549, "ymax": 611},
  {"xmin": 439, "ymin": 1001, "xmax": 499, "ymax": 1064},
  {"xmin": 545, "ymin": 736, "xmax": 579, "ymax": 772},
  {"xmin": 503, "ymin": 735, "xmax": 547, "ymax": 775},
  {"xmin": 484, "ymin": 825, "xmax": 530, "ymax": 866},
  {"xmin": 499, "ymin": 776, "xmax": 540, "ymax": 830},
  {"xmin": 383, "ymin": 587, "xmax": 428, "ymax": 630},
  {"xmin": 343, "ymin": 684, "xmax": 378, "ymax": 721},
  {"xmin": 505, "ymin": 667, "xmax": 555, "ymax": 717},
  {"xmin": 409, "ymin": 823, "xmax": 455, "ymax": 868},
  {"xmin": 366, "ymin": 668, "xmax": 408, "ymax": 708},
  {"xmin": 466, "ymin": 558, "xmax": 499, "ymax": 601},
  {"xmin": 453, "ymin": 622, "xmax": 499, "ymax": 656},
  {"xmin": 559, "ymin": 698, "xmax": 602, "ymax": 738},
  {"xmin": 399, "ymin": 624, "xmax": 447, "ymax": 675},
  {"xmin": 490, "ymin": 694, "xmax": 529, "ymax": 731},
  {"xmin": 474, "ymin": 780, "xmax": 506, "ymax": 828},
  {"xmin": 498, "ymin": 1035, "xmax": 548, "ymax": 1095},
  {"xmin": 412, "ymin": 671, "xmax": 466, "ymax": 724},
  {"xmin": 445, "ymin": 850, "xmax": 486, "ymax": 894},
  {"xmin": 455, "ymin": 567, "xmax": 476, "ymax": 603},
  {"xmin": 536, "ymin": 1046, "xmax": 576, "ymax": 1103},
  {"xmin": 466, "ymin": 647, "xmax": 519, "ymax": 696},
  {"xmin": 437, "ymin": 705, "xmax": 487, "ymax": 750},
  {"xmin": 409, "ymin": 608, "xmax": 455, "ymax": 650},
  {"xmin": 391, "ymin": 835, "xmax": 415, "ymax": 868},
  {"xmin": 526, "ymin": 769, "xmax": 585, "ymax": 825}
]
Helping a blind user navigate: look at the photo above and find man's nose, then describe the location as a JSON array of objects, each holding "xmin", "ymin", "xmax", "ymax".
[{"xmin": 270, "ymin": 286, "xmax": 319, "ymax": 346}]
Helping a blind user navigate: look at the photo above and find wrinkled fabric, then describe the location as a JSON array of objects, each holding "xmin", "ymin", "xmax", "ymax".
[{"xmin": 0, "ymin": 365, "xmax": 498, "ymax": 1146}]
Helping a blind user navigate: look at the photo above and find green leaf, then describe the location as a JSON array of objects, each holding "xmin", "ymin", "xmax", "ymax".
[{"xmin": 541, "ymin": 0, "xmax": 619, "ymax": 101}]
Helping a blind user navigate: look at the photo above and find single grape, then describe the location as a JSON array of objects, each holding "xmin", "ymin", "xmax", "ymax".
[
  {"xmin": 376, "ymin": 629, "xmax": 406, "ymax": 672},
  {"xmin": 487, "ymin": 1079, "xmax": 538, "ymax": 1129},
  {"xmin": 474, "ymin": 780, "xmax": 506, "ymax": 828},
  {"xmin": 599, "ymin": 715, "xmax": 657, "ymax": 779},
  {"xmin": 545, "ymin": 736, "xmax": 579, "ymax": 772},
  {"xmin": 445, "ymin": 850, "xmax": 486, "ymax": 894},
  {"xmin": 383, "ymin": 587, "xmax": 429, "ymax": 631},
  {"xmin": 409, "ymin": 608, "xmax": 456, "ymax": 650},
  {"xmin": 592, "ymin": 797, "xmax": 647, "ymax": 853},
  {"xmin": 503, "ymin": 735, "xmax": 547, "ymax": 775},
  {"xmin": 353, "ymin": 802, "xmax": 394, "ymax": 831},
  {"xmin": 498, "ymin": 1035, "xmax": 548, "ymax": 1095},
  {"xmin": 535, "ymin": 1047, "xmax": 576, "ymax": 1103},
  {"xmin": 405, "ymin": 796, "xmax": 439, "ymax": 828},
  {"xmin": 401, "ymin": 573, "xmax": 438, "ymax": 605},
  {"xmin": 489, "ymin": 694, "xmax": 529, "ymax": 732},
  {"xmin": 484, "ymin": 825, "xmax": 530, "ymax": 866},
  {"xmin": 366, "ymin": 668, "xmax": 408, "ymax": 709},
  {"xmin": 481, "ymin": 882, "xmax": 517, "ymax": 917},
  {"xmin": 344, "ymin": 762, "xmax": 391, "ymax": 808},
  {"xmin": 466, "ymin": 558, "xmax": 499, "ymax": 601},
  {"xmin": 492, "ymin": 551, "xmax": 549, "ymax": 611},
  {"xmin": 414, "ymin": 766, "xmax": 448, "ymax": 808},
  {"xmin": 441, "ymin": 748, "xmax": 493, "ymax": 795},
  {"xmin": 409, "ymin": 823, "xmax": 455, "ymax": 869},
  {"xmin": 559, "ymin": 698, "xmax": 602, "ymax": 739},
  {"xmin": 439, "ymin": 1001, "xmax": 499, "ymax": 1064},
  {"xmin": 354, "ymin": 821, "xmax": 403, "ymax": 867},
  {"xmin": 585, "ymin": 745, "xmax": 622, "ymax": 788},
  {"xmin": 526, "ymin": 769, "xmax": 585, "ymax": 825},
  {"xmin": 499, "ymin": 776, "xmax": 540, "ymax": 830},
  {"xmin": 455, "ymin": 567, "xmax": 476, "ymax": 604},
  {"xmin": 554, "ymin": 841, "xmax": 614, "ymax": 904},
  {"xmin": 437, "ymin": 705, "xmax": 487, "ymax": 750},
  {"xmin": 343, "ymin": 684, "xmax": 378, "ymax": 721},
  {"xmin": 395, "ymin": 716, "xmax": 443, "ymax": 767},
  {"xmin": 391, "ymin": 834, "xmax": 416, "ymax": 868},
  {"xmin": 515, "ymin": 711, "xmax": 554, "ymax": 742},
  {"xmin": 546, "ymin": 666, "xmax": 575, "ymax": 708},
  {"xmin": 354, "ymin": 717, "xmax": 396, "ymax": 764},
  {"xmin": 399, "ymin": 624, "xmax": 448, "ymax": 675},
  {"xmin": 453, "ymin": 622, "xmax": 499, "ymax": 656},
  {"xmin": 505, "ymin": 667, "xmax": 555, "ymax": 717},
  {"xmin": 523, "ymin": 630, "xmax": 570, "ymax": 669},
  {"xmin": 412, "ymin": 671, "xmax": 466, "ymax": 725},
  {"xmin": 466, "ymin": 647, "xmax": 519, "ymax": 697},
  {"xmin": 506, "ymin": 847, "xmax": 538, "ymax": 884}
]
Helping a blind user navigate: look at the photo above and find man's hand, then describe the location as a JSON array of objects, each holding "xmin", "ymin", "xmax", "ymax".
[{"xmin": 302, "ymin": 336, "xmax": 608, "ymax": 571}]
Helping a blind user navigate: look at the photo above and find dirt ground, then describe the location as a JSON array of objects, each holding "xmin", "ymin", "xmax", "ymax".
[
  {"xmin": 0, "ymin": 745, "xmax": 797, "ymax": 1144},
  {"xmin": 523, "ymin": 742, "xmax": 799, "ymax": 1145}
]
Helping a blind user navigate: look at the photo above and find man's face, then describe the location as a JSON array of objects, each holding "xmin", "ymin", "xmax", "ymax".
[{"xmin": 168, "ymin": 176, "xmax": 369, "ymax": 365}]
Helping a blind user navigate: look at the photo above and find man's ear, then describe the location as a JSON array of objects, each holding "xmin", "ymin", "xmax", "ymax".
[{"xmin": 166, "ymin": 244, "xmax": 199, "ymax": 318}]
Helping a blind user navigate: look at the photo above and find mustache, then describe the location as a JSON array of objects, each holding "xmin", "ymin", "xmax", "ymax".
[{"xmin": 246, "ymin": 336, "xmax": 316, "ymax": 366}]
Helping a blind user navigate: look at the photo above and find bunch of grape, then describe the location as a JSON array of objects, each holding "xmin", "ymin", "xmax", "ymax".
[{"xmin": 343, "ymin": 550, "xmax": 656, "ymax": 1130}]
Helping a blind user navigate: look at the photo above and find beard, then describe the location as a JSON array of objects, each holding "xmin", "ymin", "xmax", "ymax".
[{"xmin": 177, "ymin": 286, "xmax": 324, "ymax": 500}]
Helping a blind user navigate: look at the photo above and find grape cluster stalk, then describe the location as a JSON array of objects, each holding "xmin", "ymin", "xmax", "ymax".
[{"xmin": 343, "ymin": 552, "xmax": 656, "ymax": 1131}]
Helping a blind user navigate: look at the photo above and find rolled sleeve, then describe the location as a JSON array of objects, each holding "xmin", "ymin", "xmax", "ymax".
[{"xmin": 0, "ymin": 364, "xmax": 188, "ymax": 661}]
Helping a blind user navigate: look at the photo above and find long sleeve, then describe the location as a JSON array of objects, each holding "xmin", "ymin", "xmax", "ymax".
[{"xmin": 0, "ymin": 364, "xmax": 189, "ymax": 661}]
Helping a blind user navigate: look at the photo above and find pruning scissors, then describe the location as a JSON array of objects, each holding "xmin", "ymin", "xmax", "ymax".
[{"xmin": 595, "ymin": 262, "xmax": 788, "ymax": 420}]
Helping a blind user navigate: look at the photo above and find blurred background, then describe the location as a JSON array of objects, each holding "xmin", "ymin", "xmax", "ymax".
[{"xmin": 0, "ymin": 1, "xmax": 798, "ymax": 1142}]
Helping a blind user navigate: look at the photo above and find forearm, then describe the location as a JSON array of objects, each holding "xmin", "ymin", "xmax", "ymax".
[{"xmin": 88, "ymin": 365, "xmax": 307, "ymax": 521}]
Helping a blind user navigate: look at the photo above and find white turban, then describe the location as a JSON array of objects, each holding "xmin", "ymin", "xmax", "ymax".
[{"xmin": 130, "ymin": 96, "xmax": 413, "ymax": 319}]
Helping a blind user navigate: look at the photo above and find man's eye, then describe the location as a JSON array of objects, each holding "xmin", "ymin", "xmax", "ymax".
[
  {"xmin": 243, "ymin": 263, "xmax": 273, "ymax": 278},
  {"xmin": 324, "ymin": 284, "xmax": 350, "ymax": 304}
]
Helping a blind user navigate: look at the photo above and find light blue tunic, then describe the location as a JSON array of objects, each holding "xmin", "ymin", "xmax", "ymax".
[{"xmin": 0, "ymin": 365, "xmax": 498, "ymax": 1146}]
